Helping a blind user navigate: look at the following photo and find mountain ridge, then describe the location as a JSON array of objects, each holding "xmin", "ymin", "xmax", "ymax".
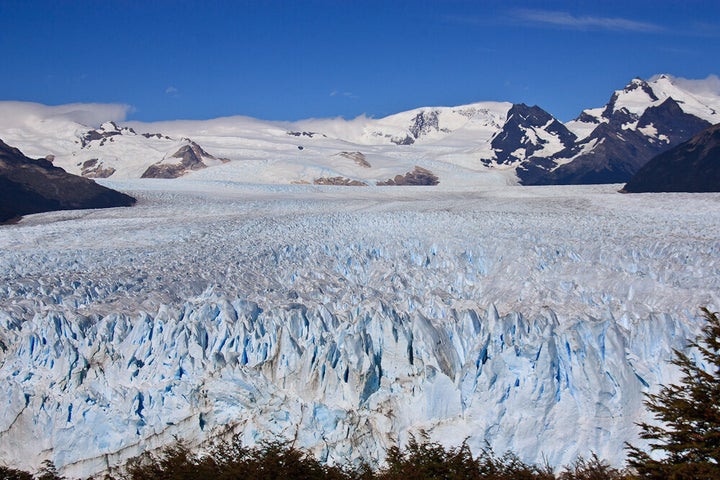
[
  {"xmin": 622, "ymin": 122, "xmax": 720, "ymax": 192},
  {"xmin": 0, "ymin": 74, "xmax": 718, "ymax": 187}
]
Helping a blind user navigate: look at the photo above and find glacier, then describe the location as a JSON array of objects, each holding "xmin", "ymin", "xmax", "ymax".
[{"xmin": 0, "ymin": 181, "xmax": 719, "ymax": 478}]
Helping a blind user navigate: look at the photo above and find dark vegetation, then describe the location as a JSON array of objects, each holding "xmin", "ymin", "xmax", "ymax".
[
  {"xmin": 2, "ymin": 310, "xmax": 718, "ymax": 480},
  {"xmin": 0, "ymin": 436, "xmax": 628, "ymax": 480},
  {"xmin": 626, "ymin": 308, "xmax": 720, "ymax": 478}
]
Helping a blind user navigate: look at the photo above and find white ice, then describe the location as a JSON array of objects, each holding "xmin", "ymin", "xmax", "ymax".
[{"xmin": 0, "ymin": 181, "xmax": 718, "ymax": 478}]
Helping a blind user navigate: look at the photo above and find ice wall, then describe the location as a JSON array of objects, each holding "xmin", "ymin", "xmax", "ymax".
[
  {"xmin": 0, "ymin": 292, "xmax": 692, "ymax": 477},
  {"xmin": 0, "ymin": 183, "xmax": 718, "ymax": 478}
]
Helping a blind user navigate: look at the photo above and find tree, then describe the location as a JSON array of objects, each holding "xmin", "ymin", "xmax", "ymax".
[
  {"xmin": 627, "ymin": 308, "xmax": 720, "ymax": 479},
  {"xmin": 0, "ymin": 466, "xmax": 33, "ymax": 480}
]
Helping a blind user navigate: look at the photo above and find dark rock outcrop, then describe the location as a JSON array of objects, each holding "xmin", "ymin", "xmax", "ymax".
[
  {"xmin": 141, "ymin": 140, "xmax": 222, "ymax": 179},
  {"xmin": 0, "ymin": 139, "xmax": 135, "ymax": 223},
  {"xmin": 377, "ymin": 166, "xmax": 439, "ymax": 186},
  {"xmin": 313, "ymin": 177, "xmax": 368, "ymax": 186},
  {"xmin": 80, "ymin": 158, "xmax": 116, "ymax": 178},
  {"xmin": 621, "ymin": 123, "xmax": 720, "ymax": 192},
  {"xmin": 391, "ymin": 110, "xmax": 444, "ymax": 145},
  {"xmin": 287, "ymin": 131, "xmax": 324, "ymax": 138},
  {"xmin": 337, "ymin": 151, "xmax": 371, "ymax": 168}
]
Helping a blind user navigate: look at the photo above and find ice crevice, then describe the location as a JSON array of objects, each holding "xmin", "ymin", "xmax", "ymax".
[
  {"xmin": 0, "ymin": 183, "xmax": 718, "ymax": 478},
  {"xmin": 0, "ymin": 292, "xmax": 695, "ymax": 477}
]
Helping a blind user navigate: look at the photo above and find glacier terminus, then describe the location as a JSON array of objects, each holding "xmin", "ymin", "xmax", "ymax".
[{"xmin": 0, "ymin": 181, "xmax": 718, "ymax": 478}]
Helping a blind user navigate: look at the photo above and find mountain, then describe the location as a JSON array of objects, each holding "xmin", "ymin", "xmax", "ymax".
[
  {"xmin": 621, "ymin": 122, "xmax": 720, "ymax": 192},
  {"xmin": 0, "ymin": 75, "xmax": 718, "ymax": 187},
  {"xmin": 0, "ymin": 139, "xmax": 136, "ymax": 223},
  {"xmin": 74, "ymin": 121, "xmax": 229, "ymax": 179},
  {"xmin": 518, "ymin": 75, "xmax": 720, "ymax": 185}
]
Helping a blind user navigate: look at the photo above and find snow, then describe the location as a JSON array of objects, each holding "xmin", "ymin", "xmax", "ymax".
[
  {"xmin": 647, "ymin": 74, "xmax": 720, "ymax": 124},
  {"xmin": 637, "ymin": 123, "xmax": 658, "ymax": 138},
  {"xmin": 566, "ymin": 107, "xmax": 606, "ymax": 140},
  {"xmin": 2, "ymin": 74, "xmax": 719, "ymax": 188},
  {"xmin": 612, "ymin": 79, "xmax": 658, "ymax": 116},
  {"xmin": 0, "ymin": 101, "xmax": 519, "ymax": 186},
  {"xmin": 2, "ymin": 75, "xmax": 720, "ymax": 477},
  {"xmin": 528, "ymin": 120, "xmax": 567, "ymax": 158},
  {"xmin": 566, "ymin": 75, "xmax": 720, "ymax": 143},
  {"xmin": 1, "ymin": 181, "xmax": 718, "ymax": 478}
]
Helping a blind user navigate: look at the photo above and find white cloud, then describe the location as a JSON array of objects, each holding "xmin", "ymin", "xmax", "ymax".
[
  {"xmin": 514, "ymin": 9, "xmax": 663, "ymax": 33},
  {"xmin": 294, "ymin": 113, "xmax": 372, "ymax": 139},
  {"xmin": 0, "ymin": 101, "xmax": 132, "ymax": 128},
  {"xmin": 659, "ymin": 74, "xmax": 720, "ymax": 96},
  {"xmin": 165, "ymin": 86, "xmax": 179, "ymax": 95}
]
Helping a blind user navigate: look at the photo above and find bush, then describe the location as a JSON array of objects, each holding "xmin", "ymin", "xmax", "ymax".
[
  {"xmin": 125, "ymin": 436, "xmax": 353, "ymax": 480},
  {"xmin": 558, "ymin": 453, "xmax": 629, "ymax": 480}
]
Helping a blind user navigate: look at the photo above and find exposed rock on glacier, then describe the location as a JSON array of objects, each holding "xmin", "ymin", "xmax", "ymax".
[
  {"xmin": 377, "ymin": 166, "xmax": 439, "ymax": 186},
  {"xmin": 0, "ymin": 182, "xmax": 718, "ymax": 478},
  {"xmin": 141, "ymin": 140, "xmax": 229, "ymax": 179}
]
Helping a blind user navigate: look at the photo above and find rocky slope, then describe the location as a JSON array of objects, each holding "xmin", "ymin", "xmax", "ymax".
[
  {"xmin": 0, "ymin": 139, "xmax": 136, "ymax": 223},
  {"xmin": 622, "ymin": 123, "xmax": 720, "ymax": 192}
]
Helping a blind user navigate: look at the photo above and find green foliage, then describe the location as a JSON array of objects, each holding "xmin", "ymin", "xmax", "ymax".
[
  {"xmin": 0, "ymin": 436, "xmax": 637, "ymax": 480},
  {"xmin": 378, "ymin": 433, "xmax": 482, "ymax": 480},
  {"xmin": 35, "ymin": 460, "xmax": 64, "ymax": 480},
  {"xmin": 558, "ymin": 453, "xmax": 629, "ymax": 480},
  {"xmin": 627, "ymin": 308, "xmax": 720, "ymax": 479},
  {"xmin": 374, "ymin": 432, "xmax": 559, "ymax": 480},
  {"xmin": 124, "ymin": 436, "xmax": 353, "ymax": 480},
  {"xmin": 0, "ymin": 460, "xmax": 63, "ymax": 480}
]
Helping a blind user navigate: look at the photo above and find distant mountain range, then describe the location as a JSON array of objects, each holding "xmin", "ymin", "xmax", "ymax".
[{"xmin": 0, "ymin": 74, "xmax": 717, "ymax": 187}]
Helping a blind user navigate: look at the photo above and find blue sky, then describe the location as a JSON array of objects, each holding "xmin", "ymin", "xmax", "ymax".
[{"xmin": 1, "ymin": 0, "xmax": 718, "ymax": 122}]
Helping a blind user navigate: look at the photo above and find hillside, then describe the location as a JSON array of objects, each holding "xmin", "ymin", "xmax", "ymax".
[
  {"xmin": 0, "ymin": 139, "xmax": 136, "ymax": 223},
  {"xmin": 622, "ymin": 123, "xmax": 720, "ymax": 192}
]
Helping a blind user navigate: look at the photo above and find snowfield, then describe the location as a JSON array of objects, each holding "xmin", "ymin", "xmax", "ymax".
[{"xmin": 1, "ymin": 181, "xmax": 719, "ymax": 478}]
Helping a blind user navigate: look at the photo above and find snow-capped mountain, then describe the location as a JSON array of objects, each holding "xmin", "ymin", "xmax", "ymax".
[
  {"xmin": 1, "ymin": 74, "xmax": 717, "ymax": 187},
  {"xmin": 518, "ymin": 75, "xmax": 720, "ymax": 185},
  {"xmin": 0, "ymin": 104, "xmax": 230, "ymax": 181},
  {"xmin": 64, "ymin": 121, "xmax": 228, "ymax": 180}
]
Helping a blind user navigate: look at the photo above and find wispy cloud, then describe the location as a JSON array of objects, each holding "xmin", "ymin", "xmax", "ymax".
[
  {"xmin": 0, "ymin": 101, "xmax": 132, "ymax": 128},
  {"xmin": 653, "ymin": 74, "xmax": 720, "ymax": 96},
  {"xmin": 165, "ymin": 86, "xmax": 180, "ymax": 96},
  {"xmin": 330, "ymin": 90, "xmax": 357, "ymax": 99},
  {"xmin": 514, "ymin": 9, "xmax": 664, "ymax": 33}
]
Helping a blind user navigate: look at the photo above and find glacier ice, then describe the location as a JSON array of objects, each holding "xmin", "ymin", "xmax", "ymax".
[{"xmin": 0, "ymin": 181, "xmax": 718, "ymax": 478}]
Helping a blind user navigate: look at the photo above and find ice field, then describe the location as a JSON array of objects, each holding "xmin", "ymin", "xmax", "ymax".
[{"xmin": 1, "ymin": 181, "xmax": 719, "ymax": 477}]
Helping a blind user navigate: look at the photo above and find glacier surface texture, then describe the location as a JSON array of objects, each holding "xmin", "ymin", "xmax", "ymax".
[{"xmin": 0, "ymin": 181, "xmax": 719, "ymax": 477}]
